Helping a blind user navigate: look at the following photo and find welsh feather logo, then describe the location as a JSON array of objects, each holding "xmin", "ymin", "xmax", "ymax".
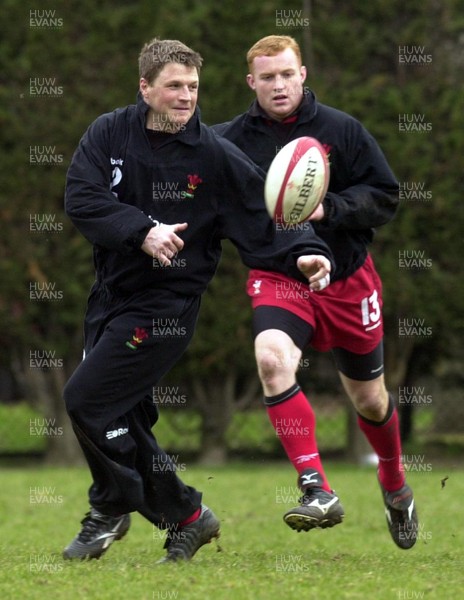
[
  {"xmin": 125, "ymin": 327, "xmax": 149, "ymax": 350},
  {"xmin": 252, "ymin": 280, "xmax": 262, "ymax": 295},
  {"xmin": 184, "ymin": 174, "xmax": 202, "ymax": 199},
  {"xmin": 321, "ymin": 143, "xmax": 332, "ymax": 164}
]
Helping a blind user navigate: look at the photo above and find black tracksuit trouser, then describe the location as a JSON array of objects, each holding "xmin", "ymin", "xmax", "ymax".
[{"xmin": 63, "ymin": 284, "xmax": 202, "ymax": 528}]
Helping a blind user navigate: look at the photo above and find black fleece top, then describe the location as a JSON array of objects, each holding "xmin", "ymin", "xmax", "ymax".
[
  {"xmin": 65, "ymin": 94, "xmax": 333, "ymax": 296},
  {"xmin": 213, "ymin": 91, "xmax": 399, "ymax": 281}
]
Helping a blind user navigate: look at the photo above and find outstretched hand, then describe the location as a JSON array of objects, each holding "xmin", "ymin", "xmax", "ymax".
[
  {"xmin": 297, "ymin": 255, "xmax": 331, "ymax": 292},
  {"xmin": 141, "ymin": 222, "xmax": 188, "ymax": 266}
]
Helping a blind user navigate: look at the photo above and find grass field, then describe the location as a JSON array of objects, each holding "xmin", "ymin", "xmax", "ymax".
[{"xmin": 0, "ymin": 462, "xmax": 462, "ymax": 600}]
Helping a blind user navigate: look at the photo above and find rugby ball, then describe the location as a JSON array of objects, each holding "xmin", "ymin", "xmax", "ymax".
[{"xmin": 265, "ymin": 137, "xmax": 330, "ymax": 224}]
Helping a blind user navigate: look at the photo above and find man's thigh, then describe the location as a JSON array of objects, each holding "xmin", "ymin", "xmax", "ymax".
[
  {"xmin": 332, "ymin": 342, "xmax": 384, "ymax": 382},
  {"xmin": 65, "ymin": 291, "xmax": 200, "ymax": 426}
]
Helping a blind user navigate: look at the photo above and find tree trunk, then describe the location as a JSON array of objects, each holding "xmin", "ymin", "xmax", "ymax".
[
  {"xmin": 384, "ymin": 336, "xmax": 417, "ymax": 392},
  {"xmin": 44, "ymin": 367, "xmax": 86, "ymax": 465},
  {"xmin": 13, "ymin": 351, "xmax": 85, "ymax": 465},
  {"xmin": 192, "ymin": 370, "xmax": 261, "ymax": 465}
]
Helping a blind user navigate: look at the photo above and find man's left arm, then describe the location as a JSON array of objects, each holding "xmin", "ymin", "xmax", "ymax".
[{"xmin": 315, "ymin": 120, "xmax": 399, "ymax": 230}]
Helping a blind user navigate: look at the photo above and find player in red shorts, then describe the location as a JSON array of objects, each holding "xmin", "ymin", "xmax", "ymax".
[{"xmin": 214, "ymin": 35, "xmax": 418, "ymax": 549}]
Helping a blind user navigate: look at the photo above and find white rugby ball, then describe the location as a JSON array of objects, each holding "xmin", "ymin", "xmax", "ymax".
[{"xmin": 265, "ymin": 137, "xmax": 330, "ymax": 224}]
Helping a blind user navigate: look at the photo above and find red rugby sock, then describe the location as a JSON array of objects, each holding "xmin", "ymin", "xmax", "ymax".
[
  {"xmin": 179, "ymin": 507, "xmax": 201, "ymax": 527},
  {"xmin": 265, "ymin": 386, "xmax": 331, "ymax": 492},
  {"xmin": 357, "ymin": 397, "xmax": 405, "ymax": 492}
]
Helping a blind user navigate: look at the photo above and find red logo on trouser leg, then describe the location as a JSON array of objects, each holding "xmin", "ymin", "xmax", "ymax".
[{"xmin": 125, "ymin": 327, "xmax": 149, "ymax": 350}]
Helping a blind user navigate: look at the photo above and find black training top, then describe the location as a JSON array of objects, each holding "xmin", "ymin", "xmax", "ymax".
[
  {"xmin": 65, "ymin": 93, "xmax": 333, "ymax": 296},
  {"xmin": 213, "ymin": 90, "xmax": 399, "ymax": 282}
]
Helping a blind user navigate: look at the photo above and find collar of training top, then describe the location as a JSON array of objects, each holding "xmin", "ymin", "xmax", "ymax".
[{"xmin": 247, "ymin": 88, "xmax": 318, "ymax": 125}]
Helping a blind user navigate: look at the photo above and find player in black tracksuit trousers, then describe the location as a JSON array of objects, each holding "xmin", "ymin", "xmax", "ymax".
[{"xmin": 63, "ymin": 71, "xmax": 333, "ymax": 561}]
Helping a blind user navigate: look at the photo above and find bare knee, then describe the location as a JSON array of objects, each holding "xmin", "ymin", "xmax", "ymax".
[
  {"xmin": 256, "ymin": 346, "xmax": 289, "ymax": 380},
  {"xmin": 255, "ymin": 330, "xmax": 301, "ymax": 396},
  {"xmin": 340, "ymin": 374, "xmax": 389, "ymax": 421},
  {"xmin": 354, "ymin": 389, "xmax": 388, "ymax": 421}
]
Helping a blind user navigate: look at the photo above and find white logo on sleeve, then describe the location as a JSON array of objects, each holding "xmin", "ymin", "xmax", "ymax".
[
  {"xmin": 110, "ymin": 158, "xmax": 124, "ymax": 196},
  {"xmin": 253, "ymin": 280, "xmax": 262, "ymax": 295},
  {"xmin": 106, "ymin": 427, "xmax": 129, "ymax": 440}
]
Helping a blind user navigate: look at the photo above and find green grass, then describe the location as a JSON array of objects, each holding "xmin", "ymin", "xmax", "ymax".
[{"xmin": 0, "ymin": 463, "xmax": 463, "ymax": 599}]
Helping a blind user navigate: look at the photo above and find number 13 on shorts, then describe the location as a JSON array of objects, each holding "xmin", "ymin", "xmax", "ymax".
[{"xmin": 361, "ymin": 290, "xmax": 381, "ymax": 331}]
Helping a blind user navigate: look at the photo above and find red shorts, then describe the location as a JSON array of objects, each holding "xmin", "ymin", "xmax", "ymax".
[{"xmin": 246, "ymin": 254, "xmax": 383, "ymax": 354}]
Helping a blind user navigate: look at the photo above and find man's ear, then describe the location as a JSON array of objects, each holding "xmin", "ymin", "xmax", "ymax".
[
  {"xmin": 246, "ymin": 73, "xmax": 256, "ymax": 91},
  {"xmin": 300, "ymin": 65, "xmax": 307, "ymax": 85},
  {"xmin": 139, "ymin": 77, "xmax": 149, "ymax": 97}
]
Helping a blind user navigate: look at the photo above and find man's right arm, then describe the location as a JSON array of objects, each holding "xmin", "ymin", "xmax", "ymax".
[
  {"xmin": 65, "ymin": 114, "xmax": 186, "ymax": 264},
  {"xmin": 65, "ymin": 114, "xmax": 154, "ymax": 253}
]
